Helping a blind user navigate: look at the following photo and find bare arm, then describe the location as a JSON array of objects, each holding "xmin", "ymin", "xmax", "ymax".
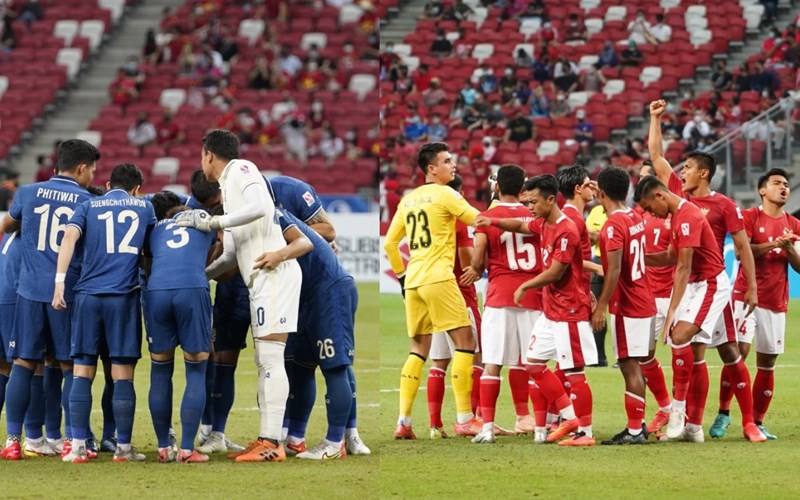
[
  {"xmin": 0, "ymin": 213, "xmax": 19, "ymax": 234},
  {"xmin": 206, "ymin": 231, "xmax": 239, "ymax": 280},
  {"xmin": 584, "ymin": 260, "xmax": 603, "ymax": 276},
  {"xmin": 592, "ymin": 249, "xmax": 620, "ymax": 331},
  {"xmin": 514, "ymin": 260, "xmax": 568, "ymax": 306},
  {"xmin": 475, "ymin": 215, "xmax": 533, "ymax": 235},
  {"xmin": 732, "ymin": 228, "xmax": 758, "ymax": 315},
  {"xmin": 460, "ymin": 232, "xmax": 487, "ymax": 286},
  {"xmin": 662, "ymin": 246, "xmax": 693, "ymax": 343},
  {"xmin": 253, "ymin": 225, "xmax": 313, "ymax": 271},
  {"xmin": 304, "ymin": 207, "xmax": 336, "ymax": 242},
  {"xmin": 383, "ymin": 208, "xmax": 407, "ymax": 278},
  {"xmin": 750, "ymin": 240, "xmax": 780, "ymax": 259},
  {"xmin": 647, "ymin": 99, "xmax": 674, "ymax": 185},
  {"xmin": 51, "ymin": 226, "xmax": 82, "ymax": 310},
  {"xmin": 646, "ymin": 245, "xmax": 677, "ymax": 267}
]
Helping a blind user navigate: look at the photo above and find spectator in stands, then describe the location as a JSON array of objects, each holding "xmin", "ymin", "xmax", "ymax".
[
  {"xmin": 563, "ymin": 13, "xmax": 588, "ymax": 44},
  {"xmin": 383, "ymin": 179, "xmax": 402, "ymax": 221},
  {"xmin": 34, "ymin": 155, "xmax": 53, "ymax": 182},
  {"xmin": 529, "ymin": 86, "xmax": 550, "ymax": 118},
  {"xmin": 208, "ymin": 77, "xmax": 237, "ymax": 110},
  {"xmin": 761, "ymin": 0, "xmax": 778, "ymax": 27},
  {"xmin": 380, "ymin": 42, "xmax": 401, "ymax": 81},
  {"xmin": 413, "ymin": 63, "xmax": 435, "ymax": 92},
  {"xmin": 574, "ymin": 109, "xmax": 593, "ymax": 160},
  {"xmin": 554, "ymin": 63, "xmax": 579, "ymax": 93},
  {"xmin": 463, "ymin": 92, "xmax": 489, "ymax": 129},
  {"xmin": 481, "ymin": 136, "xmax": 497, "ymax": 162},
  {"xmin": 620, "ymin": 40, "xmax": 644, "ymax": 67},
  {"xmin": 645, "ymin": 14, "xmax": 671, "ymax": 44},
  {"xmin": 460, "ymin": 80, "xmax": 478, "ymax": 105},
  {"xmin": 124, "ymin": 55, "xmax": 147, "ymax": 91},
  {"xmin": 520, "ymin": 0, "xmax": 547, "ymax": 22},
  {"xmin": 278, "ymin": 45, "xmax": 303, "ymax": 78},
  {"xmin": 313, "ymin": 125, "xmax": 345, "ymax": 163},
  {"xmin": 427, "ymin": 113, "xmax": 448, "ymax": 142},
  {"xmin": 682, "ymin": 111, "xmax": 713, "ymax": 143},
  {"xmin": 550, "ymin": 92, "xmax": 570, "ymax": 119},
  {"xmin": 762, "ymin": 28, "xmax": 787, "ymax": 67},
  {"xmin": 108, "ymin": 67, "xmax": 138, "ymax": 115},
  {"xmin": 211, "ymin": 24, "xmax": 239, "ymax": 64},
  {"xmin": 443, "ymin": 0, "xmax": 474, "ymax": 21},
  {"xmin": 423, "ymin": 77, "xmax": 446, "ymax": 107},
  {"xmin": 453, "ymin": 27, "xmax": 474, "ymax": 58},
  {"xmin": 627, "ymin": 10, "xmax": 651, "ymax": 45},
  {"xmin": 515, "ymin": 47, "xmax": 533, "ymax": 68},
  {"xmin": 404, "ymin": 112, "xmax": 428, "ymax": 142},
  {"xmin": 296, "ymin": 60, "xmax": 325, "ymax": 91},
  {"xmin": 449, "ymin": 95, "xmax": 468, "ymax": 126},
  {"xmin": 127, "ymin": 111, "xmax": 157, "ymax": 157},
  {"xmin": 421, "ymin": 0, "xmax": 445, "ymax": 20},
  {"xmin": 232, "ymin": 108, "xmax": 258, "ymax": 144},
  {"xmin": 248, "ymin": 55, "xmax": 276, "ymax": 90},
  {"xmin": 750, "ymin": 59, "xmax": 779, "ymax": 94},
  {"xmin": 532, "ymin": 54, "xmax": 552, "ymax": 83},
  {"xmin": 476, "ymin": 64, "xmax": 498, "ymax": 93},
  {"xmin": 580, "ymin": 65, "xmax": 606, "ymax": 92},
  {"xmin": 16, "ymin": 0, "xmax": 42, "ymax": 30},
  {"xmin": 142, "ymin": 28, "xmax": 164, "ymax": 64},
  {"xmin": 392, "ymin": 135, "xmax": 417, "ymax": 167},
  {"xmin": 305, "ymin": 43, "xmax": 324, "ymax": 67},
  {"xmin": 499, "ymin": 66, "xmax": 518, "ymax": 103},
  {"xmin": 512, "ymin": 79, "xmax": 532, "ymax": 106},
  {"xmin": 0, "ymin": 170, "xmax": 18, "ymax": 211},
  {"xmin": 308, "ymin": 100, "xmax": 326, "ymax": 130},
  {"xmin": 486, "ymin": 100, "xmax": 506, "ymax": 122},
  {"xmin": 597, "ymin": 40, "xmax": 619, "ymax": 68},
  {"xmin": 502, "ymin": 0, "xmax": 527, "ymax": 20},
  {"xmin": 155, "ymin": 107, "xmax": 185, "ymax": 151},
  {"xmin": 430, "ymin": 29, "xmax": 453, "ymax": 58},
  {"xmin": 280, "ymin": 114, "xmax": 309, "ymax": 165},
  {"xmin": 742, "ymin": 110, "xmax": 786, "ymax": 149},
  {"xmin": 505, "ymin": 109, "xmax": 535, "ymax": 144},
  {"xmin": 711, "ymin": 60, "xmax": 733, "ymax": 91},
  {"xmin": 733, "ymin": 62, "xmax": 753, "ymax": 92},
  {"xmin": 177, "ymin": 41, "xmax": 198, "ymax": 75},
  {"xmin": 553, "ymin": 56, "xmax": 578, "ymax": 79},
  {"xmin": 392, "ymin": 64, "xmax": 413, "ymax": 94},
  {"xmin": 782, "ymin": 36, "xmax": 800, "ymax": 68},
  {"xmin": 0, "ymin": 14, "xmax": 14, "ymax": 58},
  {"xmin": 538, "ymin": 21, "xmax": 558, "ymax": 44}
]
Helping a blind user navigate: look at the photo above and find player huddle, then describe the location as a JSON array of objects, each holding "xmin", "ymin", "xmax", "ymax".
[
  {"xmin": 386, "ymin": 99, "xmax": 797, "ymax": 445},
  {"xmin": 0, "ymin": 129, "xmax": 370, "ymax": 463}
]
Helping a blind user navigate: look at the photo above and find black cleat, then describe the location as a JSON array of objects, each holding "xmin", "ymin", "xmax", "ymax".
[{"xmin": 601, "ymin": 428, "xmax": 648, "ymax": 445}]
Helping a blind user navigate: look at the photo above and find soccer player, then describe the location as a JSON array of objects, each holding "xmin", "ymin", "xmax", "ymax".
[
  {"xmin": 461, "ymin": 165, "xmax": 541, "ymax": 444},
  {"xmin": 475, "ymin": 174, "xmax": 597, "ymax": 447},
  {"xmin": 179, "ymin": 129, "xmax": 302, "ymax": 463},
  {"xmin": 0, "ymin": 230, "xmax": 21, "ymax": 424},
  {"xmin": 0, "ymin": 139, "xmax": 97, "ymax": 461},
  {"xmin": 144, "ymin": 192, "xmax": 217, "ymax": 463},
  {"xmin": 592, "ymin": 167, "xmax": 656, "ymax": 445},
  {"xmin": 648, "ymin": 99, "xmax": 764, "ymax": 442},
  {"xmin": 270, "ymin": 175, "xmax": 337, "ymax": 244},
  {"xmin": 53, "ymin": 163, "xmax": 156, "ymax": 463},
  {"xmin": 384, "ymin": 142, "xmax": 480, "ymax": 440},
  {"xmin": 730, "ymin": 168, "xmax": 800, "ymax": 439}
]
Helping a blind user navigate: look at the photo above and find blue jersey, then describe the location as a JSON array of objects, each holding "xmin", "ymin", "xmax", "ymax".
[
  {"xmin": 268, "ymin": 176, "xmax": 323, "ymax": 223},
  {"xmin": 8, "ymin": 175, "xmax": 92, "ymax": 302},
  {"xmin": 0, "ymin": 231, "xmax": 22, "ymax": 305},
  {"xmin": 141, "ymin": 191, "xmax": 205, "ymax": 210},
  {"xmin": 146, "ymin": 216, "xmax": 215, "ymax": 291},
  {"xmin": 69, "ymin": 189, "xmax": 156, "ymax": 294}
]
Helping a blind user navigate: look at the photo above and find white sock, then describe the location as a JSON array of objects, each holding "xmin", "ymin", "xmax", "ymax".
[
  {"xmin": 482, "ymin": 422, "xmax": 493, "ymax": 433},
  {"xmin": 73, "ymin": 438, "xmax": 86, "ymax": 450},
  {"xmin": 546, "ymin": 412, "xmax": 559, "ymax": 424},
  {"xmin": 324, "ymin": 439, "xmax": 341, "ymax": 448},
  {"xmin": 345, "ymin": 428, "xmax": 358, "ymax": 438},
  {"xmin": 628, "ymin": 427, "xmax": 642, "ymax": 436},
  {"xmin": 578, "ymin": 425, "xmax": 593, "ymax": 438},
  {"xmin": 456, "ymin": 412, "xmax": 474, "ymax": 424},
  {"xmin": 210, "ymin": 430, "xmax": 223, "ymax": 439},
  {"xmin": 200, "ymin": 424, "xmax": 211, "ymax": 436},
  {"xmin": 659, "ymin": 404, "xmax": 672, "ymax": 413},
  {"xmin": 255, "ymin": 340, "xmax": 289, "ymax": 441},
  {"xmin": 117, "ymin": 443, "xmax": 131, "ymax": 453},
  {"xmin": 286, "ymin": 435, "xmax": 304, "ymax": 445},
  {"xmin": 686, "ymin": 423, "xmax": 701, "ymax": 433},
  {"xmin": 397, "ymin": 416, "xmax": 412, "ymax": 426},
  {"xmin": 535, "ymin": 426, "xmax": 547, "ymax": 434},
  {"xmin": 673, "ymin": 400, "xmax": 686, "ymax": 412},
  {"xmin": 560, "ymin": 405, "xmax": 577, "ymax": 421}
]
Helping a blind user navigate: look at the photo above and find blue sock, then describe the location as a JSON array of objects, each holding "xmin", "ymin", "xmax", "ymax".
[
  {"xmin": 282, "ymin": 360, "xmax": 295, "ymax": 430},
  {"xmin": 211, "ymin": 363, "xmax": 235, "ymax": 433},
  {"xmin": 44, "ymin": 366, "xmax": 63, "ymax": 440},
  {"xmin": 181, "ymin": 359, "xmax": 207, "ymax": 451},
  {"xmin": 62, "ymin": 369, "xmax": 73, "ymax": 439},
  {"xmin": 148, "ymin": 359, "xmax": 174, "ymax": 448},
  {"xmin": 346, "ymin": 366, "xmax": 358, "ymax": 429},
  {"xmin": 0, "ymin": 373, "xmax": 8, "ymax": 418},
  {"xmin": 201, "ymin": 359, "xmax": 215, "ymax": 427},
  {"xmin": 322, "ymin": 366, "xmax": 350, "ymax": 443},
  {"xmin": 101, "ymin": 376, "xmax": 116, "ymax": 441},
  {"xmin": 113, "ymin": 380, "xmax": 136, "ymax": 445},
  {"xmin": 69, "ymin": 376, "xmax": 93, "ymax": 441},
  {"xmin": 5, "ymin": 364, "xmax": 34, "ymax": 437},
  {"xmin": 24, "ymin": 374, "xmax": 45, "ymax": 439},
  {"xmin": 286, "ymin": 363, "xmax": 316, "ymax": 440}
]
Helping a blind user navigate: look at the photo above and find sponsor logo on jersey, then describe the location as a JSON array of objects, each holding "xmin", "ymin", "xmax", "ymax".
[
  {"xmin": 240, "ymin": 164, "xmax": 249, "ymax": 173},
  {"xmin": 560, "ymin": 238, "xmax": 568, "ymax": 252},
  {"xmin": 760, "ymin": 227, "xmax": 765, "ymax": 233},
  {"xmin": 607, "ymin": 226, "xmax": 614, "ymax": 239},
  {"xmin": 681, "ymin": 223, "xmax": 690, "ymax": 236},
  {"xmin": 302, "ymin": 191, "xmax": 315, "ymax": 207}
]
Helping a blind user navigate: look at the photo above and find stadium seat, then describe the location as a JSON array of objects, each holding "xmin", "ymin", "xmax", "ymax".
[
  {"xmin": 690, "ymin": 29, "xmax": 712, "ymax": 48},
  {"xmin": 685, "ymin": 17, "xmax": 708, "ymax": 30},
  {"xmin": 660, "ymin": 0, "xmax": 681, "ymax": 10},
  {"xmin": 513, "ymin": 43, "xmax": 534, "ymax": 58},
  {"xmin": 585, "ymin": 18, "xmax": 604, "ymax": 36},
  {"xmin": 392, "ymin": 43, "xmax": 412, "ymax": 57},
  {"xmin": 519, "ymin": 19, "xmax": 542, "ymax": 41},
  {"xmin": 76, "ymin": 130, "xmax": 102, "ymax": 147},
  {"xmin": 640, "ymin": 66, "xmax": 662, "ymax": 84},
  {"xmin": 53, "ymin": 20, "xmax": 79, "ymax": 47},
  {"xmin": 99, "ymin": 0, "xmax": 125, "ymax": 24},
  {"xmin": 0, "ymin": 76, "xmax": 7, "ymax": 99},
  {"xmin": 743, "ymin": 4, "xmax": 764, "ymax": 29},
  {"xmin": 537, "ymin": 140, "xmax": 560, "ymax": 158},
  {"xmin": 605, "ymin": 6, "xmax": 627, "ymax": 22},
  {"xmin": 300, "ymin": 32, "xmax": 328, "ymax": 50},
  {"xmin": 402, "ymin": 55, "xmax": 420, "ymax": 72},
  {"xmin": 348, "ymin": 74, "xmax": 377, "ymax": 100},
  {"xmin": 580, "ymin": 0, "xmax": 601, "ymax": 10},
  {"xmin": 152, "ymin": 157, "xmax": 180, "ymax": 182},
  {"xmin": 568, "ymin": 91, "xmax": 591, "ymax": 108},
  {"xmin": 56, "ymin": 48, "xmax": 83, "ymax": 79},
  {"xmin": 602, "ymin": 79, "xmax": 625, "ymax": 98},
  {"xmin": 339, "ymin": 4, "xmax": 363, "ymax": 24},
  {"xmin": 579, "ymin": 55, "xmax": 599, "ymax": 71},
  {"xmin": 79, "ymin": 20, "xmax": 105, "ymax": 53},
  {"xmin": 238, "ymin": 19, "xmax": 265, "ymax": 46},
  {"xmin": 472, "ymin": 43, "xmax": 494, "ymax": 63},
  {"xmin": 159, "ymin": 88, "xmax": 187, "ymax": 112}
]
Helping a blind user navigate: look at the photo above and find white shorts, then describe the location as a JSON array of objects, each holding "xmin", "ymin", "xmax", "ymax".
[
  {"xmin": 526, "ymin": 315, "xmax": 597, "ymax": 370},
  {"xmin": 653, "ymin": 297, "xmax": 671, "ymax": 346},
  {"xmin": 673, "ymin": 271, "xmax": 731, "ymax": 345},
  {"xmin": 249, "ymin": 260, "xmax": 302, "ymax": 337},
  {"xmin": 481, "ymin": 307, "xmax": 542, "ymax": 366},
  {"xmin": 430, "ymin": 307, "xmax": 479, "ymax": 360},
  {"xmin": 733, "ymin": 300, "xmax": 786, "ymax": 355},
  {"xmin": 709, "ymin": 300, "xmax": 737, "ymax": 348},
  {"xmin": 611, "ymin": 315, "xmax": 654, "ymax": 359}
]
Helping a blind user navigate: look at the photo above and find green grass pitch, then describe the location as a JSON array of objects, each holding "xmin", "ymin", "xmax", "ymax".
[{"xmin": 379, "ymin": 293, "xmax": 800, "ymax": 499}]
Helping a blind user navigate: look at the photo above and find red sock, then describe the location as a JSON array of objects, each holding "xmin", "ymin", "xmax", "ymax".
[
  {"xmin": 640, "ymin": 358, "xmax": 671, "ymax": 409},
  {"xmin": 471, "ymin": 365, "xmax": 483, "ymax": 416},
  {"xmin": 479, "ymin": 376, "xmax": 501, "ymax": 425},
  {"xmin": 426, "ymin": 367, "xmax": 446, "ymax": 428},
  {"xmin": 624, "ymin": 391, "xmax": 646, "ymax": 431},
  {"xmin": 729, "ymin": 358, "xmax": 754, "ymax": 426},
  {"xmin": 567, "ymin": 372, "xmax": 592, "ymax": 427},
  {"xmin": 548, "ymin": 365, "xmax": 569, "ymax": 416},
  {"xmin": 753, "ymin": 366, "xmax": 775, "ymax": 423},
  {"xmin": 687, "ymin": 361, "xmax": 709, "ymax": 426},
  {"xmin": 528, "ymin": 380, "xmax": 547, "ymax": 427},
  {"xmin": 718, "ymin": 364, "xmax": 733, "ymax": 412},
  {"xmin": 671, "ymin": 344, "xmax": 694, "ymax": 402},
  {"xmin": 509, "ymin": 366, "xmax": 530, "ymax": 417},
  {"xmin": 525, "ymin": 364, "xmax": 571, "ymax": 413}
]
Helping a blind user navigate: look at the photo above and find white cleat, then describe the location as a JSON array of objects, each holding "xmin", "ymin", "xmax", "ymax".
[
  {"xmin": 224, "ymin": 437, "xmax": 245, "ymax": 452},
  {"xmin": 196, "ymin": 432, "xmax": 227, "ymax": 454},
  {"xmin": 296, "ymin": 441, "xmax": 346, "ymax": 461},
  {"xmin": 679, "ymin": 427, "xmax": 705, "ymax": 443},
  {"xmin": 196, "ymin": 428, "xmax": 209, "ymax": 447},
  {"xmin": 24, "ymin": 437, "xmax": 57, "ymax": 457},
  {"xmin": 48, "ymin": 438, "xmax": 64, "ymax": 455},
  {"xmin": 533, "ymin": 429, "xmax": 548, "ymax": 444},
  {"xmin": 62, "ymin": 446, "xmax": 89, "ymax": 463},
  {"xmin": 666, "ymin": 409, "xmax": 687, "ymax": 439},
  {"xmin": 345, "ymin": 432, "xmax": 371, "ymax": 455},
  {"xmin": 113, "ymin": 446, "xmax": 146, "ymax": 463},
  {"xmin": 471, "ymin": 429, "xmax": 496, "ymax": 444}
]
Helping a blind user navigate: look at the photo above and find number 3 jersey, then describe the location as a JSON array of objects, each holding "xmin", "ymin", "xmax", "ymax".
[
  {"xmin": 599, "ymin": 208, "xmax": 656, "ymax": 318},
  {"xmin": 7, "ymin": 175, "xmax": 92, "ymax": 302},
  {"xmin": 145, "ymin": 215, "xmax": 216, "ymax": 291},
  {"xmin": 475, "ymin": 203, "xmax": 542, "ymax": 310},
  {"xmin": 385, "ymin": 183, "xmax": 479, "ymax": 289}
]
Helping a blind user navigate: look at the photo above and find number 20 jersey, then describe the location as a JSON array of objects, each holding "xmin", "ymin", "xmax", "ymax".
[
  {"xmin": 475, "ymin": 203, "xmax": 542, "ymax": 310},
  {"xmin": 8, "ymin": 175, "xmax": 92, "ymax": 302}
]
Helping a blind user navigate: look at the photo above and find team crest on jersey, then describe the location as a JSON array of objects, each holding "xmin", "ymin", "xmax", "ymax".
[
  {"xmin": 607, "ymin": 226, "xmax": 614, "ymax": 239},
  {"xmin": 701, "ymin": 208, "xmax": 710, "ymax": 217},
  {"xmin": 302, "ymin": 191, "xmax": 314, "ymax": 207},
  {"xmin": 560, "ymin": 238, "xmax": 568, "ymax": 251},
  {"xmin": 760, "ymin": 227, "xmax": 766, "ymax": 233},
  {"xmin": 240, "ymin": 164, "xmax": 249, "ymax": 173},
  {"xmin": 681, "ymin": 223, "xmax": 690, "ymax": 236}
]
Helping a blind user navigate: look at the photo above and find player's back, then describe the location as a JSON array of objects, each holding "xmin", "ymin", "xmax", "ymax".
[
  {"xmin": 10, "ymin": 175, "xmax": 91, "ymax": 301},
  {"xmin": 268, "ymin": 175, "xmax": 323, "ymax": 223},
  {"xmin": 147, "ymin": 215, "xmax": 216, "ymax": 291},
  {"xmin": 671, "ymin": 200, "xmax": 725, "ymax": 282},
  {"xmin": 639, "ymin": 209, "xmax": 674, "ymax": 298},
  {"xmin": 0, "ymin": 231, "xmax": 22, "ymax": 305},
  {"xmin": 214, "ymin": 273, "xmax": 250, "ymax": 322},
  {"xmin": 540, "ymin": 215, "xmax": 591, "ymax": 321},
  {"xmin": 70, "ymin": 189, "xmax": 156, "ymax": 294}
]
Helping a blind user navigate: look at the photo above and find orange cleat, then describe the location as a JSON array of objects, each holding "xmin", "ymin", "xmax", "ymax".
[
  {"xmin": 234, "ymin": 439, "xmax": 286, "ymax": 463},
  {"xmin": 557, "ymin": 432, "xmax": 596, "ymax": 447},
  {"xmin": 646, "ymin": 410, "xmax": 671, "ymax": 434},
  {"xmin": 546, "ymin": 418, "xmax": 579, "ymax": 443},
  {"xmin": 178, "ymin": 450, "xmax": 210, "ymax": 463},
  {"xmin": 286, "ymin": 441, "xmax": 307, "ymax": 456},
  {"xmin": 453, "ymin": 419, "xmax": 482, "ymax": 437},
  {"xmin": 1, "ymin": 441, "xmax": 22, "ymax": 461},
  {"xmin": 515, "ymin": 415, "xmax": 536, "ymax": 434},
  {"xmin": 743, "ymin": 422, "xmax": 767, "ymax": 443},
  {"xmin": 227, "ymin": 440, "xmax": 259, "ymax": 460},
  {"xmin": 394, "ymin": 424, "xmax": 417, "ymax": 440}
]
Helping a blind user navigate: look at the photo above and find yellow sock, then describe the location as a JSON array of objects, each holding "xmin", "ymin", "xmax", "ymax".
[
  {"xmin": 451, "ymin": 350, "xmax": 475, "ymax": 419},
  {"xmin": 398, "ymin": 353, "xmax": 425, "ymax": 423}
]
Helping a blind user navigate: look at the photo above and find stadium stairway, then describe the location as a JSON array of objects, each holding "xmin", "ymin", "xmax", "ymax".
[
  {"xmin": 380, "ymin": 0, "xmax": 428, "ymax": 46},
  {"xmin": 10, "ymin": 0, "xmax": 185, "ymax": 183}
]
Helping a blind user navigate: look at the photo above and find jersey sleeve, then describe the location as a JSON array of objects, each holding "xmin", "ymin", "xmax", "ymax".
[
  {"xmin": 742, "ymin": 208, "xmax": 757, "ymax": 239},
  {"xmin": 674, "ymin": 212, "xmax": 703, "ymax": 250},
  {"xmin": 604, "ymin": 217, "xmax": 625, "ymax": 252},
  {"xmin": 297, "ymin": 182, "xmax": 324, "ymax": 223},
  {"xmin": 724, "ymin": 200, "xmax": 745, "ymax": 235},
  {"xmin": 791, "ymin": 214, "xmax": 800, "ymax": 236},
  {"xmin": 442, "ymin": 187, "xmax": 480, "ymax": 225},
  {"xmin": 551, "ymin": 224, "xmax": 577, "ymax": 265},
  {"xmin": 276, "ymin": 209, "xmax": 297, "ymax": 233},
  {"xmin": 526, "ymin": 218, "xmax": 543, "ymax": 235},
  {"xmin": 67, "ymin": 201, "xmax": 89, "ymax": 235},
  {"xmin": 7, "ymin": 186, "xmax": 24, "ymax": 221},
  {"xmin": 384, "ymin": 205, "xmax": 407, "ymax": 276}
]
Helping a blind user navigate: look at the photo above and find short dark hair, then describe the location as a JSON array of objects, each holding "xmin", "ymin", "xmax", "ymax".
[
  {"xmin": 150, "ymin": 191, "xmax": 183, "ymax": 220},
  {"xmin": 556, "ymin": 164, "xmax": 589, "ymax": 200},
  {"xmin": 633, "ymin": 175, "xmax": 666, "ymax": 203},
  {"xmin": 597, "ymin": 166, "xmax": 631, "ymax": 202},
  {"xmin": 109, "ymin": 163, "xmax": 144, "ymax": 192},
  {"xmin": 524, "ymin": 174, "xmax": 559, "ymax": 199},
  {"xmin": 758, "ymin": 167, "xmax": 789, "ymax": 190},
  {"xmin": 86, "ymin": 185, "xmax": 106, "ymax": 196},
  {"xmin": 57, "ymin": 139, "xmax": 101, "ymax": 173},
  {"xmin": 190, "ymin": 169, "xmax": 220, "ymax": 203},
  {"xmin": 416, "ymin": 142, "xmax": 450, "ymax": 175},
  {"xmin": 642, "ymin": 159, "xmax": 654, "ymax": 167},
  {"xmin": 496, "ymin": 164, "xmax": 526, "ymax": 196},
  {"xmin": 203, "ymin": 129, "xmax": 240, "ymax": 161},
  {"xmin": 447, "ymin": 173, "xmax": 464, "ymax": 192},
  {"xmin": 686, "ymin": 151, "xmax": 717, "ymax": 180}
]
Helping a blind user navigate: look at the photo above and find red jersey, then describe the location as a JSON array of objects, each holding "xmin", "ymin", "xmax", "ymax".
[
  {"xmin": 475, "ymin": 203, "xmax": 542, "ymax": 310},
  {"xmin": 528, "ymin": 215, "xmax": 591, "ymax": 322},
  {"xmin": 562, "ymin": 204, "xmax": 592, "ymax": 261},
  {"xmin": 732, "ymin": 206, "xmax": 800, "ymax": 312},
  {"xmin": 600, "ymin": 208, "xmax": 656, "ymax": 317},
  {"xmin": 454, "ymin": 220, "xmax": 479, "ymax": 309},
  {"xmin": 640, "ymin": 208, "xmax": 674, "ymax": 298},
  {"xmin": 671, "ymin": 199, "xmax": 726, "ymax": 282}
]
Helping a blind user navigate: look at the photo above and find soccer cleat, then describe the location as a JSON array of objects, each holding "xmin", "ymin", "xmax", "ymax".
[
  {"xmin": 557, "ymin": 431, "xmax": 596, "ymax": 447},
  {"xmin": 492, "ymin": 423, "xmax": 515, "ymax": 436},
  {"xmin": 743, "ymin": 422, "xmax": 767, "ymax": 443},
  {"xmin": 709, "ymin": 413, "xmax": 731, "ymax": 438},
  {"xmin": 533, "ymin": 429, "xmax": 548, "ymax": 444},
  {"xmin": 285, "ymin": 440, "xmax": 307, "ymax": 457},
  {"xmin": 429, "ymin": 426, "xmax": 448, "ymax": 439},
  {"xmin": 471, "ymin": 429, "xmax": 496, "ymax": 444},
  {"xmin": 546, "ymin": 418, "xmax": 579, "ymax": 443},
  {"xmin": 48, "ymin": 438, "xmax": 64, "ymax": 455},
  {"xmin": 86, "ymin": 437, "xmax": 99, "ymax": 457},
  {"xmin": 453, "ymin": 419, "xmax": 482, "ymax": 437},
  {"xmin": 100, "ymin": 438, "xmax": 118, "ymax": 453},
  {"xmin": 227, "ymin": 440, "xmax": 259, "ymax": 459},
  {"xmin": 515, "ymin": 415, "xmax": 536, "ymax": 434},
  {"xmin": 197, "ymin": 430, "xmax": 209, "ymax": 447},
  {"xmin": 666, "ymin": 408, "xmax": 687, "ymax": 439},
  {"xmin": 345, "ymin": 432, "xmax": 371, "ymax": 455},
  {"xmin": 24, "ymin": 437, "xmax": 57, "ymax": 457},
  {"xmin": 393, "ymin": 424, "xmax": 416, "ymax": 440},
  {"xmin": 224, "ymin": 437, "xmax": 245, "ymax": 452},
  {"xmin": 169, "ymin": 428, "xmax": 177, "ymax": 449},
  {"xmin": 296, "ymin": 441, "xmax": 346, "ymax": 461},
  {"xmin": 197, "ymin": 432, "xmax": 228, "ymax": 454},
  {"xmin": 234, "ymin": 439, "xmax": 286, "ymax": 463},
  {"xmin": 158, "ymin": 447, "xmax": 177, "ymax": 463},
  {"xmin": 61, "ymin": 439, "xmax": 72, "ymax": 458},
  {"xmin": 646, "ymin": 410, "xmax": 671, "ymax": 434},
  {"xmin": 679, "ymin": 427, "xmax": 705, "ymax": 443},
  {"xmin": 757, "ymin": 425, "xmax": 777, "ymax": 440},
  {"xmin": 61, "ymin": 445, "xmax": 89, "ymax": 463},
  {"xmin": 601, "ymin": 428, "xmax": 648, "ymax": 445},
  {"xmin": 178, "ymin": 449, "xmax": 209, "ymax": 463},
  {"xmin": 1, "ymin": 440, "xmax": 22, "ymax": 461},
  {"xmin": 113, "ymin": 446, "xmax": 146, "ymax": 462}
]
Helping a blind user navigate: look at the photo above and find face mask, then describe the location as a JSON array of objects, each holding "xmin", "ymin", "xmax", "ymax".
[
  {"xmin": 505, "ymin": 69, "xmax": 513, "ymax": 76},
  {"xmin": 494, "ymin": 105, "xmax": 501, "ymax": 111},
  {"xmin": 557, "ymin": 95, "xmax": 564, "ymax": 101},
  {"xmin": 347, "ymin": 131, "xmax": 357, "ymax": 141},
  {"xmin": 344, "ymin": 45, "xmax": 353, "ymax": 53},
  {"xmin": 312, "ymin": 102, "xmax": 323, "ymax": 112},
  {"xmin": 386, "ymin": 46, "xmax": 393, "ymax": 53},
  {"xmin": 684, "ymin": 92, "xmax": 692, "ymax": 99}
]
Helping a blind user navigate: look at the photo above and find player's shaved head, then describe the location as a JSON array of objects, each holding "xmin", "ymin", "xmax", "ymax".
[
  {"xmin": 416, "ymin": 142, "xmax": 450, "ymax": 175},
  {"xmin": 633, "ymin": 175, "xmax": 666, "ymax": 203},
  {"xmin": 597, "ymin": 166, "xmax": 631, "ymax": 202},
  {"xmin": 203, "ymin": 129, "xmax": 240, "ymax": 161},
  {"xmin": 150, "ymin": 191, "xmax": 183, "ymax": 220},
  {"xmin": 556, "ymin": 164, "xmax": 590, "ymax": 200},
  {"xmin": 496, "ymin": 164, "xmax": 526, "ymax": 196},
  {"xmin": 58, "ymin": 139, "xmax": 100, "ymax": 173},
  {"xmin": 190, "ymin": 169, "xmax": 221, "ymax": 204},
  {"xmin": 686, "ymin": 151, "xmax": 716, "ymax": 180},
  {"xmin": 447, "ymin": 173, "xmax": 464, "ymax": 192},
  {"xmin": 109, "ymin": 163, "xmax": 144, "ymax": 192},
  {"xmin": 525, "ymin": 174, "xmax": 559, "ymax": 199}
]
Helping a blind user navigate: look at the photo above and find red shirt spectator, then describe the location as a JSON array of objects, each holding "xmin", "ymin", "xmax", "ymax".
[
  {"xmin": 412, "ymin": 65, "xmax": 434, "ymax": 92},
  {"xmin": 155, "ymin": 108, "xmax": 185, "ymax": 147},
  {"xmin": 108, "ymin": 68, "xmax": 138, "ymax": 109}
]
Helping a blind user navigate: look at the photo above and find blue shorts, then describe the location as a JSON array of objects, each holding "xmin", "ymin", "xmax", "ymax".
[
  {"xmin": 11, "ymin": 296, "xmax": 73, "ymax": 361},
  {"xmin": 0, "ymin": 303, "xmax": 14, "ymax": 362},
  {"xmin": 213, "ymin": 313, "xmax": 249, "ymax": 353},
  {"xmin": 71, "ymin": 291, "xmax": 142, "ymax": 360},
  {"xmin": 286, "ymin": 279, "xmax": 357, "ymax": 370},
  {"xmin": 145, "ymin": 288, "xmax": 212, "ymax": 354}
]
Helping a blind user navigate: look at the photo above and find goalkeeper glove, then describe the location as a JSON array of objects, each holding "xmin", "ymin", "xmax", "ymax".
[
  {"xmin": 175, "ymin": 209, "xmax": 221, "ymax": 232},
  {"xmin": 398, "ymin": 274, "xmax": 406, "ymax": 299}
]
